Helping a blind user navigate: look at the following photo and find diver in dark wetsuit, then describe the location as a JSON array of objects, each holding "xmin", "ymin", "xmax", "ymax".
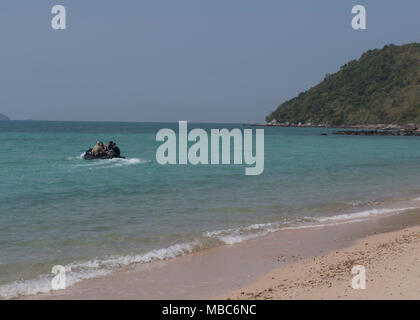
[
  {"xmin": 112, "ymin": 145, "xmax": 120, "ymax": 157},
  {"xmin": 107, "ymin": 141, "xmax": 121, "ymax": 158}
]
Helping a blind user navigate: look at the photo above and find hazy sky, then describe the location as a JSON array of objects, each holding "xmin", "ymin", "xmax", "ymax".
[{"xmin": 1, "ymin": 1, "xmax": 419, "ymax": 122}]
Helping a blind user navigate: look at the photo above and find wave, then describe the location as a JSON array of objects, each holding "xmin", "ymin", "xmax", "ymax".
[
  {"xmin": 0, "ymin": 268, "xmax": 110, "ymax": 300},
  {"xmin": 1, "ymin": 223, "xmax": 286, "ymax": 299},
  {"xmin": 1, "ymin": 204, "xmax": 417, "ymax": 300},
  {"xmin": 206, "ymin": 206, "xmax": 420, "ymax": 248},
  {"xmin": 204, "ymin": 222, "xmax": 287, "ymax": 244},
  {"xmin": 0, "ymin": 241, "xmax": 199, "ymax": 300},
  {"xmin": 310, "ymin": 206, "xmax": 417, "ymax": 222}
]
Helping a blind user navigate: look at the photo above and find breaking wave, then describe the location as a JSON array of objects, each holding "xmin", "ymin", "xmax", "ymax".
[{"xmin": 310, "ymin": 207, "xmax": 417, "ymax": 222}]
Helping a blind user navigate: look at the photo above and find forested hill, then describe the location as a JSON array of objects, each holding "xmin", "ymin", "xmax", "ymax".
[{"xmin": 266, "ymin": 43, "xmax": 420, "ymax": 126}]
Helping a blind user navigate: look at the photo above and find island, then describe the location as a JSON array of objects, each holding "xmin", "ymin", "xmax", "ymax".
[{"xmin": 0, "ymin": 113, "xmax": 10, "ymax": 121}]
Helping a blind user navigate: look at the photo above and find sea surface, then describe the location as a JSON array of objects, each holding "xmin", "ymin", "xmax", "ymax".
[{"xmin": 2, "ymin": 121, "xmax": 420, "ymax": 299}]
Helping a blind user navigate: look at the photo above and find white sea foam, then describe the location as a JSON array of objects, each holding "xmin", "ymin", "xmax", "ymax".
[
  {"xmin": 66, "ymin": 153, "xmax": 86, "ymax": 160},
  {"xmin": 71, "ymin": 157, "xmax": 150, "ymax": 169},
  {"xmin": 204, "ymin": 222, "xmax": 286, "ymax": 244},
  {"xmin": 0, "ymin": 268, "xmax": 110, "ymax": 300},
  {"xmin": 311, "ymin": 207, "xmax": 417, "ymax": 222},
  {"xmin": 0, "ymin": 241, "xmax": 198, "ymax": 300},
  {"xmin": 202, "ymin": 218, "xmax": 367, "ymax": 245},
  {"xmin": 68, "ymin": 151, "xmax": 150, "ymax": 169},
  {"xmin": 67, "ymin": 241, "xmax": 199, "ymax": 271},
  {"xmin": 109, "ymin": 158, "xmax": 148, "ymax": 168},
  {"xmin": 204, "ymin": 206, "xmax": 420, "ymax": 245}
]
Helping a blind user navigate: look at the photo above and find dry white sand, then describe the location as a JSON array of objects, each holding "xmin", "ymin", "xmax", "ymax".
[{"xmin": 220, "ymin": 226, "xmax": 420, "ymax": 300}]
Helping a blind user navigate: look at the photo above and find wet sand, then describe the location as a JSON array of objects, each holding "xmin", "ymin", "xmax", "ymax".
[{"xmin": 20, "ymin": 207, "xmax": 420, "ymax": 300}]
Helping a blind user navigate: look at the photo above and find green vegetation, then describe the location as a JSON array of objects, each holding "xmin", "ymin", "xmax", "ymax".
[{"xmin": 266, "ymin": 43, "xmax": 420, "ymax": 126}]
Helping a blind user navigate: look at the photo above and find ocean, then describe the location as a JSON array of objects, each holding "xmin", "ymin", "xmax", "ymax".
[{"xmin": 2, "ymin": 121, "xmax": 420, "ymax": 299}]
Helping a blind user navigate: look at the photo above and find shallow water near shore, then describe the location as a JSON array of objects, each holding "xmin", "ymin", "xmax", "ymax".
[{"xmin": 2, "ymin": 121, "xmax": 420, "ymax": 299}]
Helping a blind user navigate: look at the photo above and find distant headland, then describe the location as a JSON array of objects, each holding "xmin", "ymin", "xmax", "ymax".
[
  {"xmin": 0, "ymin": 113, "xmax": 10, "ymax": 121},
  {"xmin": 265, "ymin": 42, "xmax": 420, "ymax": 128}
]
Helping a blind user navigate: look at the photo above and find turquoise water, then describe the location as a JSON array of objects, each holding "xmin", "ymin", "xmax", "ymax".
[{"xmin": 2, "ymin": 121, "xmax": 420, "ymax": 298}]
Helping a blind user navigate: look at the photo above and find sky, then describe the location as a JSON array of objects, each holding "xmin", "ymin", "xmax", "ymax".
[{"xmin": 0, "ymin": 0, "xmax": 420, "ymax": 122}]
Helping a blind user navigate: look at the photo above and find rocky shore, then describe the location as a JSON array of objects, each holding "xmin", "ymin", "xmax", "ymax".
[
  {"xmin": 332, "ymin": 123, "xmax": 420, "ymax": 136},
  {"xmin": 253, "ymin": 119, "xmax": 419, "ymax": 130},
  {"xmin": 251, "ymin": 120, "xmax": 325, "ymax": 128},
  {"xmin": 252, "ymin": 120, "xmax": 420, "ymax": 136},
  {"xmin": 333, "ymin": 130, "xmax": 420, "ymax": 136}
]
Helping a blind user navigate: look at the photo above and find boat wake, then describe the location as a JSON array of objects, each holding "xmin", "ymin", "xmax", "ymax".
[{"xmin": 69, "ymin": 154, "xmax": 150, "ymax": 169}]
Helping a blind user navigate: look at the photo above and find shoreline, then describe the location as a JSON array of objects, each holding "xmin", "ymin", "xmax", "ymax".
[{"xmin": 18, "ymin": 206, "xmax": 420, "ymax": 300}]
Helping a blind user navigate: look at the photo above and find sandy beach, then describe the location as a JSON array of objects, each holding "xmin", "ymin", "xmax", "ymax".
[{"xmin": 220, "ymin": 225, "xmax": 420, "ymax": 300}]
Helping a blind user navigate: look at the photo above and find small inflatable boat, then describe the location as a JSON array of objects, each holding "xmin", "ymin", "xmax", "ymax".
[{"xmin": 83, "ymin": 149, "xmax": 125, "ymax": 160}]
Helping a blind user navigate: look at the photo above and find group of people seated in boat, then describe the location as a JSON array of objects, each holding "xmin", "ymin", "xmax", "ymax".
[{"xmin": 91, "ymin": 141, "xmax": 121, "ymax": 158}]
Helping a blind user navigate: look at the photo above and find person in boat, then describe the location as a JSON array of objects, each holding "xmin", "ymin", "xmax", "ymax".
[
  {"xmin": 91, "ymin": 141, "xmax": 108, "ymax": 157},
  {"xmin": 107, "ymin": 141, "xmax": 120, "ymax": 158}
]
